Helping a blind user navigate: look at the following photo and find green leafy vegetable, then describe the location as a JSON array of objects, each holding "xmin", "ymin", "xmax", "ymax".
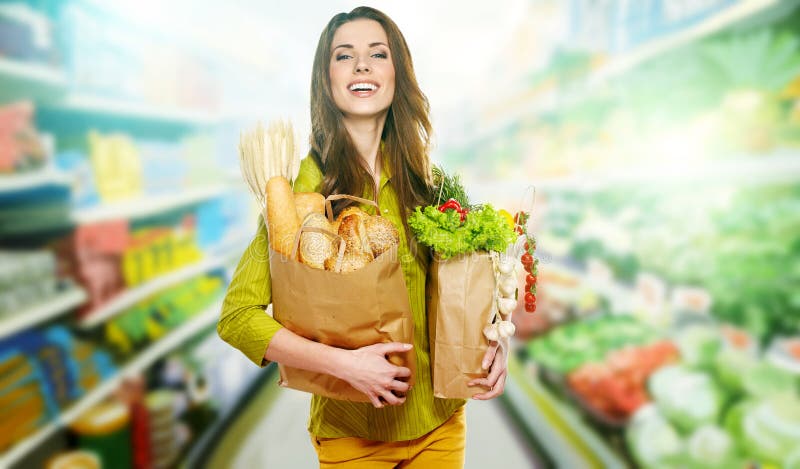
[{"xmin": 409, "ymin": 204, "xmax": 516, "ymax": 258}]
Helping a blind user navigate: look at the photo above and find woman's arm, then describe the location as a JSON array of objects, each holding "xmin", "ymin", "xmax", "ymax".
[{"xmin": 265, "ymin": 328, "xmax": 412, "ymax": 408}]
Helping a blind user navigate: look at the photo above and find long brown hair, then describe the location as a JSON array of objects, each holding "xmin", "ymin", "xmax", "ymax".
[{"xmin": 309, "ymin": 6, "xmax": 433, "ymax": 242}]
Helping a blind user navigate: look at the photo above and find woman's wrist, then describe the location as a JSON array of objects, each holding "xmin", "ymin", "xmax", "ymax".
[{"xmin": 324, "ymin": 347, "xmax": 353, "ymax": 380}]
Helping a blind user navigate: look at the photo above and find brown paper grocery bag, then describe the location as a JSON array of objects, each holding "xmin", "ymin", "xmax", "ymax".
[
  {"xmin": 427, "ymin": 251, "xmax": 495, "ymax": 398},
  {"xmin": 267, "ymin": 195, "xmax": 416, "ymax": 402}
]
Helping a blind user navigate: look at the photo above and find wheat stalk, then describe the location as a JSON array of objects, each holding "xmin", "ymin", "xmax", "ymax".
[{"xmin": 238, "ymin": 119, "xmax": 301, "ymax": 207}]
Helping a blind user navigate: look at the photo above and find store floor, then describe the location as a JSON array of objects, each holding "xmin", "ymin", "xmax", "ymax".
[{"xmin": 211, "ymin": 375, "xmax": 540, "ymax": 468}]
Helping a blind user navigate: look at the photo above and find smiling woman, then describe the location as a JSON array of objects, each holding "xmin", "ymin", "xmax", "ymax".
[{"xmin": 217, "ymin": 6, "xmax": 505, "ymax": 469}]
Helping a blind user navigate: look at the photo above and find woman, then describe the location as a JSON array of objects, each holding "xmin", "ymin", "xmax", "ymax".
[{"xmin": 218, "ymin": 6, "xmax": 508, "ymax": 467}]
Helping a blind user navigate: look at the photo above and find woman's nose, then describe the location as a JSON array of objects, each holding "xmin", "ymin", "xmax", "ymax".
[{"xmin": 355, "ymin": 59, "xmax": 370, "ymax": 73}]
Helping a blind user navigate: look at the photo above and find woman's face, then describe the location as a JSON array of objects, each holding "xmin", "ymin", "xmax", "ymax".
[{"xmin": 329, "ymin": 19, "xmax": 395, "ymax": 121}]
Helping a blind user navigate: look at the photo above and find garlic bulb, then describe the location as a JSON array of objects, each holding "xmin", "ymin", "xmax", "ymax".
[
  {"xmin": 497, "ymin": 257, "xmax": 515, "ymax": 275},
  {"xmin": 498, "ymin": 277, "xmax": 517, "ymax": 297},
  {"xmin": 483, "ymin": 323, "xmax": 500, "ymax": 342},
  {"xmin": 497, "ymin": 297, "xmax": 517, "ymax": 316},
  {"xmin": 498, "ymin": 321, "xmax": 516, "ymax": 338}
]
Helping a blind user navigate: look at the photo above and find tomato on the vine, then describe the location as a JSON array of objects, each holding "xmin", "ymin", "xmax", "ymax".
[
  {"xmin": 525, "ymin": 273, "xmax": 537, "ymax": 286},
  {"xmin": 525, "ymin": 302, "xmax": 537, "ymax": 313},
  {"xmin": 521, "ymin": 253, "xmax": 533, "ymax": 268},
  {"xmin": 524, "ymin": 292, "xmax": 536, "ymax": 304}
]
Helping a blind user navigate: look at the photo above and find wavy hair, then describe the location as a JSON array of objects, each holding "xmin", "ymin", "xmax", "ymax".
[{"xmin": 309, "ymin": 6, "xmax": 433, "ymax": 244}]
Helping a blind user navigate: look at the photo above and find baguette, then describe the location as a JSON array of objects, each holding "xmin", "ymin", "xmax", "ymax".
[{"xmin": 266, "ymin": 176, "xmax": 300, "ymax": 257}]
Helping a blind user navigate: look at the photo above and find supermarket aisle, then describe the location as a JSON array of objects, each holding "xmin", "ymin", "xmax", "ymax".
[{"xmin": 216, "ymin": 376, "xmax": 540, "ymax": 468}]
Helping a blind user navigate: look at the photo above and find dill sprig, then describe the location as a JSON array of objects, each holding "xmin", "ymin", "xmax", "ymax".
[{"xmin": 431, "ymin": 165, "xmax": 470, "ymax": 208}]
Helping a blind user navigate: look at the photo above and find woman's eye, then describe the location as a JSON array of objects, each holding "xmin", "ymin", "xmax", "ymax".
[
  {"xmin": 372, "ymin": 52, "xmax": 387, "ymax": 59},
  {"xmin": 336, "ymin": 54, "xmax": 352, "ymax": 61}
]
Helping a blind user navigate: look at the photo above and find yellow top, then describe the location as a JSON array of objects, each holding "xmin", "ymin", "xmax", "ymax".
[{"xmin": 217, "ymin": 155, "xmax": 464, "ymax": 441}]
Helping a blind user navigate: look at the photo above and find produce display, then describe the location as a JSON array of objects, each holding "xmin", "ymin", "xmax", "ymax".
[
  {"xmin": 527, "ymin": 315, "xmax": 659, "ymax": 374},
  {"xmin": 568, "ymin": 341, "xmax": 680, "ymax": 422},
  {"xmin": 526, "ymin": 311, "xmax": 800, "ymax": 468}
]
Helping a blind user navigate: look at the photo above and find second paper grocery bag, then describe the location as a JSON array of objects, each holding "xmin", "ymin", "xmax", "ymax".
[{"xmin": 427, "ymin": 251, "xmax": 496, "ymax": 398}]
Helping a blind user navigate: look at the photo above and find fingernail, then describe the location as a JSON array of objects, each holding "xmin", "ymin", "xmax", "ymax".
[{"xmin": 404, "ymin": 344, "xmax": 413, "ymax": 350}]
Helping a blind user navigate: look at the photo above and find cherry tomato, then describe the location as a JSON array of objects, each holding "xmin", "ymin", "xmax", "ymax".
[
  {"xmin": 521, "ymin": 254, "xmax": 533, "ymax": 269},
  {"xmin": 524, "ymin": 292, "xmax": 536, "ymax": 304},
  {"xmin": 525, "ymin": 274, "xmax": 537, "ymax": 286},
  {"xmin": 525, "ymin": 302, "xmax": 537, "ymax": 313}
]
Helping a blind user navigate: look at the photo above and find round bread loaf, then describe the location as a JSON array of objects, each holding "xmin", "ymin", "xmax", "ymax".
[
  {"xmin": 364, "ymin": 216, "xmax": 399, "ymax": 257},
  {"xmin": 298, "ymin": 213, "xmax": 335, "ymax": 270},
  {"xmin": 338, "ymin": 214, "xmax": 373, "ymax": 259}
]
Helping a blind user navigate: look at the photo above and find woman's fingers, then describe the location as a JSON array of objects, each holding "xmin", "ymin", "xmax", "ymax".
[
  {"xmin": 368, "ymin": 393, "xmax": 384, "ymax": 408},
  {"xmin": 481, "ymin": 341, "xmax": 499, "ymax": 370},
  {"xmin": 471, "ymin": 369, "xmax": 508, "ymax": 400},
  {"xmin": 393, "ymin": 366, "xmax": 412, "ymax": 379},
  {"xmin": 378, "ymin": 388, "xmax": 405, "ymax": 406},
  {"xmin": 377, "ymin": 342, "xmax": 413, "ymax": 355},
  {"xmin": 388, "ymin": 379, "xmax": 411, "ymax": 393}
]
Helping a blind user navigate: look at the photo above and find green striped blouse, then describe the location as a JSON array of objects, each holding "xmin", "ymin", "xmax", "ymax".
[{"xmin": 217, "ymin": 155, "xmax": 465, "ymax": 441}]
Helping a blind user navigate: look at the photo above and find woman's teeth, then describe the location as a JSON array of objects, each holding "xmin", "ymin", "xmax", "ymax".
[{"xmin": 349, "ymin": 83, "xmax": 377, "ymax": 91}]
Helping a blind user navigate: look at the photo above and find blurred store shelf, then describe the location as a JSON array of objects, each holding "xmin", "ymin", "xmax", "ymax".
[
  {"xmin": 73, "ymin": 185, "xmax": 227, "ymax": 225},
  {"xmin": 0, "ymin": 57, "xmax": 66, "ymax": 103},
  {"xmin": 77, "ymin": 250, "xmax": 237, "ymax": 329},
  {"xmin": 470, "ymin": 151, "xmax": 800, "ymax": 203},
  {"xmin": 46, "ymin": 93, "xmax": 219, "ymax": 127},
  {"xmin": 0, "ymin": 298, "xmax": 223, "ymax": 469},
  {"xmin": 535, "ymin": 151, "xmax": 800, "ymax": 192},
  {"xmin": 0, "ymin": 285, "xmax": 86, "ymax": 340},
  {"xmin": 0, "ymin": 170, "xmax": 72, "ymax": 195},
  {"xmin": 589, "ymin": 0, "xmax": 791, "ymax": 85},
  {"xmin": 0, "ymin": 185, "xmax": 229, "ymax": 236},
  {"xmin": 505, "ymin": 356, "xmax": 628, "ymax": 469},
  {"xmin": 468, "ymin": 0, "xmax": 797, "ymax": 146}
]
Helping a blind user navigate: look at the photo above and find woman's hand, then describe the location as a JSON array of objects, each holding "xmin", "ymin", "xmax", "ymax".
[
  {"xmin": 467, "ymin": 338, "xmax": 508, "ymax": 400},
  {"xmin": 336, "ymin": 342, "xmax": 413, "ymax": 408}
]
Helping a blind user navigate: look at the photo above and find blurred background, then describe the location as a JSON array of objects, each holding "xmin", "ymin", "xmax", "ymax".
[{"xmin": 1, "ymin": 0, "xmax": 799, "ymax": 468}]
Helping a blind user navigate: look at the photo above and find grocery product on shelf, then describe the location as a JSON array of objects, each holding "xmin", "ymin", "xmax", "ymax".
[
  {"xmin": 0, "ymin": 325, "xmax": 116, "ymax": 452},
  {"xmin": 52, "ymin": 220, "xmax": 128, "ymax": 316},
  {"xmin": 122, "ymin": 215, "xmax": 203, "ymax": 287},
  {"xmin": 0, "ymin": 101, "xmax": 50, "ymax": 173},
  {"xmin": 104, "ymin": 274, "xmax": 223, "ymax": 357},
  {"xmin": 0, "ymin": 249, "xmax": 59, "ymax": 316},
  {"xmin": 145, "ymin": 390, "xmax": 180, "ymax": 469},
  {"xmin": 45, "ymin": 451, "xmax": 101, "ymax": 469},
  {"xmin": 69, "ymin": 401, "xmax": 132, "ymax": 469}
]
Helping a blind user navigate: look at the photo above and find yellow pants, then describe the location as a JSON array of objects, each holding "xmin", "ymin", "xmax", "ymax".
[{"xmin": 310, "ymin": 405, "xmax": 466, "ymax": 468}]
